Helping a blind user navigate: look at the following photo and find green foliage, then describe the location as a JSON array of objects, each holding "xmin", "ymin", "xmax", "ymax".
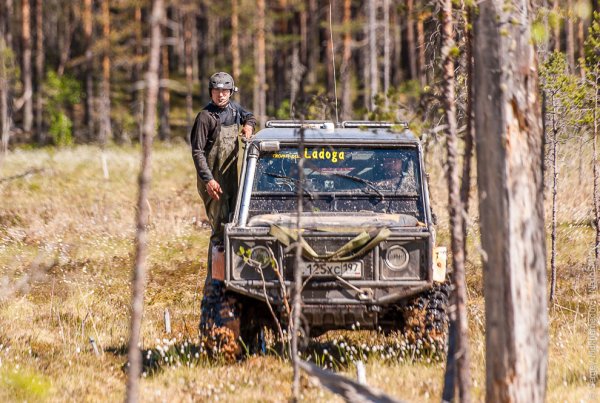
[
  {"xmin": 44, "ymin": 71, "xmax": 81, "ymax": 146},
  {"xmin": 584, "ymin": 12, "xmax": 600, "ymax": 73},
  {"xmin": 0, "ymin": 366, "xmax": 51, "ymax": 401},
  {"xmin": 368, "ymin": 81, "xmax": 429, "ymax": 134},
  {"xmin": 0, "ymin": 39, "xmax": 18, "ymax": 82},
  {"xmin": 540, "ymin": 51, "xmax": 585, "ymax": 132}
]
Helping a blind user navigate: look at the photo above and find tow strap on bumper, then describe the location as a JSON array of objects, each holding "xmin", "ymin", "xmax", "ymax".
[{"xmin": 268, "ymin": 224, "xmax": 391, "ymax": 262}]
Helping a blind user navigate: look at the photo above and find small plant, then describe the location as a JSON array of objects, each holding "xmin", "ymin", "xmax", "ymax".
[{"xmin": 44, "ymin": 71, "xmax": 81, "ymax": 146}]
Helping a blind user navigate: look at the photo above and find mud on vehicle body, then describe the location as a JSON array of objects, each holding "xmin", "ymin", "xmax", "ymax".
[{"xmin": 204, "ymin": 120, "xmax": 449, "ymax": 352}]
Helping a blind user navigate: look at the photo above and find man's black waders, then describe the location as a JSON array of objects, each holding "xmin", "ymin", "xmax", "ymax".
[
  {"xmin": 197, "ymin": 123, "xmax": 245, "ymax": 283},
  {"xmin": 198, "ymin": 122, "xmax": 247, "ymax": 332}
]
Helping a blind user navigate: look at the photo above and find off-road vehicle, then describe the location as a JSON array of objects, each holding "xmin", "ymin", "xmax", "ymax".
[{"xmin": 202, "ymin": 120, "xmax": 448, "ymax": 352}]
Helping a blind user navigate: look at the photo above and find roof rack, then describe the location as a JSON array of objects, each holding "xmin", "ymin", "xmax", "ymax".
[
  {"xmin": 265, "ymin": 120, "xmax": 334, "ymax": 129},
  {"xmin": 341, "ymin": 120, "xmax": 408, "ymax": 129}
]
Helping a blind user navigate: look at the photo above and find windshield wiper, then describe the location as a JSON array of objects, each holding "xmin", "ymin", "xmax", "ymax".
[
  {"xmin": 329, "ymin": 172, "xmax": 385, "ymax": 201},
  {"xmin": 265, "ymin": 172, "xmax": 316, "ymax": 200}
]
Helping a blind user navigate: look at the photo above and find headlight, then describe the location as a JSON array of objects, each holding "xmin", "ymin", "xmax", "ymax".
[
  {"xmin": 250, "ymin": 245, "xmax": 273, "ymax": 269},
  {"xmin": 380, "ymin": 242, "xmax": 423, "ymax": 280},
  {"xmin": 385, "ymin": 245, "xmax": 409, "ymax": 270},
  {"xmin": 231, "ymin": 240, "xmax": 278, "ymax": 281}
]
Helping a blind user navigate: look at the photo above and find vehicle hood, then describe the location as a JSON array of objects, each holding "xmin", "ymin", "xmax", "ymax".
[{"xmin": 247, "ymin": 212, "xmax": 422, "ymax": 231}]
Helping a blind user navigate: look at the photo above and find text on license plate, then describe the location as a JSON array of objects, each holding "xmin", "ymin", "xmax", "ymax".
[{"xmin": 300, "ymin": 261, "xmax": 363, "ymax": 278}]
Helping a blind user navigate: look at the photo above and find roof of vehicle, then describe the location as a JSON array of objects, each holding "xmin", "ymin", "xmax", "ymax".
[{"xmin": 252, "ymin": 121, "xmax": 420, "ymax": 145}]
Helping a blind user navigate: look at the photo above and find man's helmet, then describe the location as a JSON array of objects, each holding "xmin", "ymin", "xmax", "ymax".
[{"xmin": 208, "ymin": 72, "xmax": 238, "ymax": 94}]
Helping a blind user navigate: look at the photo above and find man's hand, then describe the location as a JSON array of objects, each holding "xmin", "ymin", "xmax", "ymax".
[
  {"xmin": 206, "ymin": 179, "xmax": 222, "ymax": 200},
  {"xmin": 241, "ymin": 124, "xmax": 253, "ymax": 139}
]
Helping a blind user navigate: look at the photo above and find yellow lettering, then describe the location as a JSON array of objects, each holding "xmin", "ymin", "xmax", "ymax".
[
  {"xmin": 332, "ymin": 152, "xmax": 337, "ymax": 163},
  {"xmin": 325, "ymin": 151, "xmax": 331, "ymax": 159},
  {"xmin": 312, "ymin": 150, "xmax": 318, "ymax": 159},
  {"xmin": 339, "ymin": 152, "xmax": 345, "ymax": 160},
  {"xmin": 319, "ymin": 149, "xmax": 325, "ymax": 158},
  {"xmin": 304, "ymin": 149, "xmax": 310, "ymax": 159}
]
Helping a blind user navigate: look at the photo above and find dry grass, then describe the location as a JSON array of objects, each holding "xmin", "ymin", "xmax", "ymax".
[{"xmin": 0, "ymin": 142, "xmax": 597, "ymax": 402}]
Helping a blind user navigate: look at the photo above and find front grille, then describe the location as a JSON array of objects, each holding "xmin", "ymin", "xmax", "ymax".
[{"xmin": 282, "ymin": 235, "xmax": 375, "ymax": 280}]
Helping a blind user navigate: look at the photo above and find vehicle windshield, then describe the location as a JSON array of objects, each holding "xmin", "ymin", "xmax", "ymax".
[{"xmin": 253, "ymin": 146, "xmax": 421, "ymax": 196}]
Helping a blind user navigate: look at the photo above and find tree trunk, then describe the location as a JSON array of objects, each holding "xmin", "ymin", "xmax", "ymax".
[
  {"xmin": 34, "ymin": 0, "xmax": 43, "ymax": 143},
  {"xmin": 392, "ymin": 5, "xmax": 403, "ymax": 86},
  {"xmin": 368, "ymin": 0, "xmax": 378, "ymax": 111},
  {"xmin": 300, "ymin": 5, "xmax": 307, "ymax": 71},
  {"xmin": 417, "ymin": 13, "xmax": 426, "ymax": 86},
  {"xmin": 577, "ymin": 16, "xmax": 584, "ymax": 80},
  {"xmin": 174, "ymin": 7, "xmax": 184, "ymax": 75},
  {"xmin": 550, "ymin": 97, "xmax": 558, "ymax": 302},
  {"xmin": 566, "ymin": 0, "xmax": 575, "ymax": 72},
  {"xmin": 552, "ymin": 0, "xmax": 560, "ymax": 51},
  {"xmin": 184, "ymin": 8, "xmax": 194, "ymax": 135},
  {"xmin": 99, "ymin": 0, "xmax": 112, "ymax": 144},
  {"xmin": 324, "ymin": 1, "xmax": 334, "ymax": 100},
  {"xmin": 206, "ymin": 9, "xmax": 216, "ymax": 74},
  {"xmin": 125, "ymin": 1, "xmax": 163, "ymax": 402},
  {"xmin": 473, "ymin": 0, "xmax": 549, "ymax": 401},
  {"xmin": 133, "ymin": 5, "xmax": 143, "ymax": 142},
  {"xmin": 340, "ymin": 0, "xmax": 352, "ymax": 121},
  {"xmin": 158, "ymin": 22, "xmax": 170, "ymax": 141},
  {"xmin": 306, "ymin": 0, "xmax": 319, "ymax": 86},
  {"xmin": 231, "ymin": 0, "xmax": 240, "ymax": 83},
  {"xmin": 440, "ymin": 0, "xmax": 471, "ymax": 400},
  {"xmin": 83, "ymin": 0, "xmax": 94, "ymax": 142},
  {"xmin": 2, "ymin": 0, "xmax": 13, "ymax": 50},
  {"xmin": 0, "ymin": 33, "xmax": 12, "ymax": 155},
  {"xmin": 383, "ymin": 0, "xmax": 390, "ymax": 106},
  {"xmin": 593, "ymin": 77, "xmax": 599, "ymax": 272},
  {"xmin": 21, "ymin": 0, "xmax": 33, "ymax": 134},
  {"xmin": 191, "ymin": 11, "xmax": 199, "ymax": 84},
  {"xmin": 406, "ymin": 0, "xmax": 417, "ymax": 80},
  {"xmin": 57, "ymin": 2, "xmax": 73, "ymax": 77},
  {"xmin": 460, "ymin": 4, "xmax": 475, "ymax": 259},
  {"xmin": 256, "ymin": 0, "xmax": 267, "ymax": 127}
]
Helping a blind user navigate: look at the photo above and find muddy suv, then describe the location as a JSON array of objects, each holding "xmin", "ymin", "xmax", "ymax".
[{"xmin": 204, "ymin": 121, "xmax": 448, "ymax": 351}]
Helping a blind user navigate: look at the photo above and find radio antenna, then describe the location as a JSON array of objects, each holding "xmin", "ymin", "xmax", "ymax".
[{"xmin": 329, "ymin": 1, "xmax": 339, "ymax": 125}]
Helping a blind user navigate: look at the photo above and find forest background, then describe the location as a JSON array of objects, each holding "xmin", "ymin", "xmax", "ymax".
[{"xmin": 1, "ymin": 0, "xmax": 600, "ymax": 401}]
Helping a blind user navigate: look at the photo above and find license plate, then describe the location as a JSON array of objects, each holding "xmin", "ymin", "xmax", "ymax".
[{"xmin": 300, "ymin": 261, "xmax": 363, "ymax": 278}]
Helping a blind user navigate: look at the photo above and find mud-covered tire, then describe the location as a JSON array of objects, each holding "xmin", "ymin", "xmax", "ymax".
[
  {"xmin": 200, "ymin": 280, "xmax": 242, "ymax": 360},
  {"xmin": 402, "ymin": 282, "xmax": 450, "ymax": 350}
]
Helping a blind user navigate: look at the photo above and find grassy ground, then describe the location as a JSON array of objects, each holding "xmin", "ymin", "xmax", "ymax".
[{"xmin": 0, "ymin": 143, "xmax": 597, "ymax": 402}]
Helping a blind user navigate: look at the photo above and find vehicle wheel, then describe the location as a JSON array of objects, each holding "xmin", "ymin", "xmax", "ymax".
[
  {"xmin": 200, "ymin": 280, "xmax": 242, "ymax": 361},
  {"xmin": 402, "ymin": 282, "xmax": 450, "ymax": 351},
  {"xmin": 239, "ymin": 302, "xmax": 271, "ymax": 356}
]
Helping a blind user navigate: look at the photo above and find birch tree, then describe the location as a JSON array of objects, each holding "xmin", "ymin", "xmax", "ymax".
[
  {"xmin": 440, "ymin": 0, "xmax": 471, "ymax": 400},
  {"xmin": 125, "ymin": 0, "xmax": 164, "ymax": 402},
  {"xmin": 473, "ymin": 0, "xmax": 548, "ymax": 400}
]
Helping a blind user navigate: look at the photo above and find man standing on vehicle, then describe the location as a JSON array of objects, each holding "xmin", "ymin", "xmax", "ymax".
[{"xmin": 191, "ymin": 72, "xmax": 256, "ymax": 331}]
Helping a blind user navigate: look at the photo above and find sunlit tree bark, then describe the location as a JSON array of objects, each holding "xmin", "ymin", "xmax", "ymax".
[
  {"xmin": 99, "ymin": 0, "xmax": 112, "ymax": 144},
  {"xmin": 474, "ymin": 0, "xmax": 548, "ymax": 400},
  {"xmin": 21, "ymin": 0, "xmax": 33, "ymax": 134}
]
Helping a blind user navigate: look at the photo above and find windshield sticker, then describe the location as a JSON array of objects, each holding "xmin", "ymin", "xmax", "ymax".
[
  {"xmin": 272, "ymin": 152, "xmax": 299, "ymax": 159},
  {"xmin": 304, "ymin": 148, "xmax": 345, "ymax": 163}
]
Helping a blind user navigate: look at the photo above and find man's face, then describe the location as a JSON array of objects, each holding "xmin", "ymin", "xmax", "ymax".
[
  {"xmin": 382, "ymin": 158, "xmax": 403, "ymax": 179},
  {"xmin": 211, "ymin": 88, "xmax": 232, "ymax": 108}
]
